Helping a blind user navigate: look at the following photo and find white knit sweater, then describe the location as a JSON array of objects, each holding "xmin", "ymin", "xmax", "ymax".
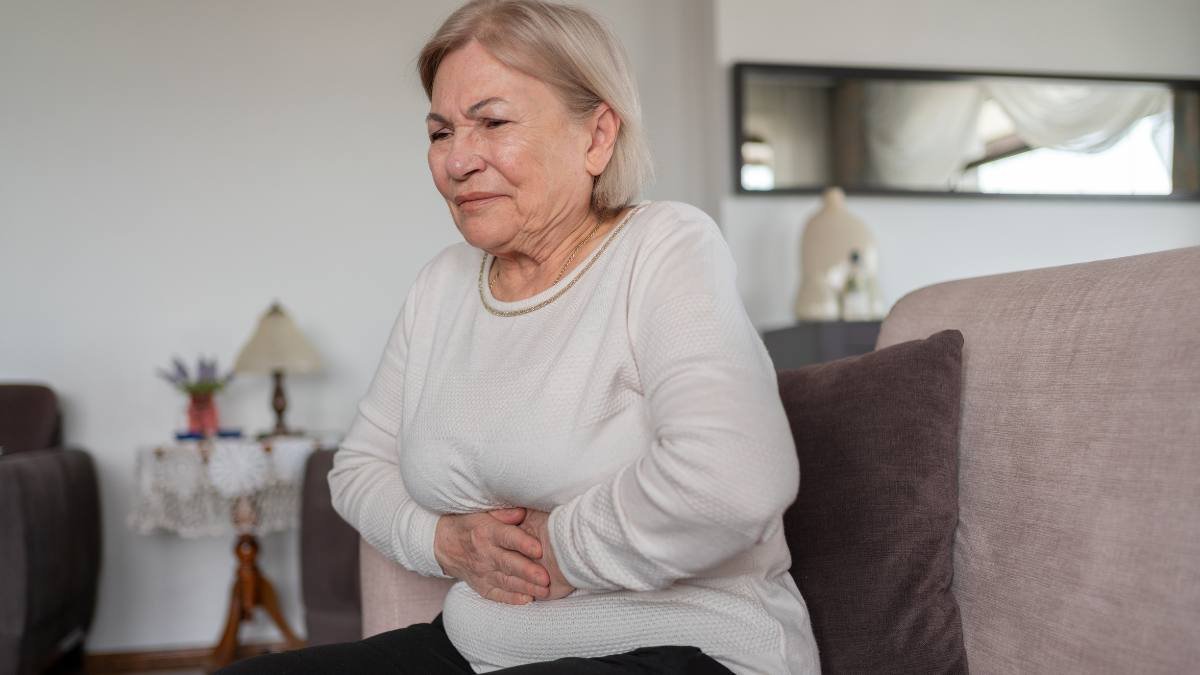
[{"xmin": 328, "ymin": 201, "xmax": 820, "ymax": 674}]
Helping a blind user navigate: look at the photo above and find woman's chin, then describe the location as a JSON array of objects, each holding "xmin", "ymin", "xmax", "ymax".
[{"xmin": 454, "ymin": 216, "xmax": 516, "ymax": 251}]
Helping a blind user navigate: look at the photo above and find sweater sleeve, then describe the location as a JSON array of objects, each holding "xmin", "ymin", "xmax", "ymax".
[
  {"xmin": 327, "ymin": 283, "xmax": 454, "ymax": 580},
  {"xmin": 547, "ymin": 203, "xmax": 800, "ymax": 593}
]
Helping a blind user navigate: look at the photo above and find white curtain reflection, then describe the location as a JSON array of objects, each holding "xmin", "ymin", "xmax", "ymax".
[
  {"xmin": 863, "ymin": 80, "xmax": 985, "ymax": 188},
  {"xmin": 861, "ymin": 78, "xmax": 1172, "ymax": 189},
  {"xmin": 982, "ymin": 78, "xmax": 1170, "ymax": 153}
]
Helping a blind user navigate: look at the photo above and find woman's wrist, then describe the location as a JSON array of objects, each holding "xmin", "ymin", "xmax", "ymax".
[
  {"xmin": 543, "ymin": 507, "xmax": 572, "ymax": 583},
  {"xmin": 432, "ymin": 514, "xmax": 453, "ymax": 577}
]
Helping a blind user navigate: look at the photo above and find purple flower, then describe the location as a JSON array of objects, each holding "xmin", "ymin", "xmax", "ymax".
[
  {"xmin": 156, "ymin": 366, "xmax": 183, "ymax": 386},
  {"xmin": 159, "ymin": 354, "xmax": 232, "ymax": 394},
  {"xmin": 172, "ymin": 356, "xmax": 189, "ymax": 383}
]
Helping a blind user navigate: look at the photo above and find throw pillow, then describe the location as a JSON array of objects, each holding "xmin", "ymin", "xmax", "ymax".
[{"xmin": 777, "ymin": 328, "xmax": 967, "ymax": 674}]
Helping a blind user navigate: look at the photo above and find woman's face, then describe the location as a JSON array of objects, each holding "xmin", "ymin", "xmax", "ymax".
[{"xmin": 426, "ymin": 40, "xmax": 602, "ymax": 254}]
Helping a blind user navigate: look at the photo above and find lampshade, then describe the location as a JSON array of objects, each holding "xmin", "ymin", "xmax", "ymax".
[{"xmin": 234, "ymin": 302, "xmax": 321, "ymax": 375}]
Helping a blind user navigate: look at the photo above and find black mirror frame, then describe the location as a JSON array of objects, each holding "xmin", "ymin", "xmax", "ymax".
[{"xmin": 731, "ymin": 62, "xmax": 1200, "ymax": 201}]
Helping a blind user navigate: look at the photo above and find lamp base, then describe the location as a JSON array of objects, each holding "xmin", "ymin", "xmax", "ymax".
[
  {"xmin": 255, "ymin": 428, "xmax": 306, "ymax": 441},
  {"xmin": 269, "ymin": 370, "xmax": 292, "ymax": 439}
]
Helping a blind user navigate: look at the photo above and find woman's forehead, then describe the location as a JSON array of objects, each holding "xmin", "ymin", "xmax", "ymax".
[{"xmin": 430, "ymin": 42, "xmax": 548, "ymax": 113}]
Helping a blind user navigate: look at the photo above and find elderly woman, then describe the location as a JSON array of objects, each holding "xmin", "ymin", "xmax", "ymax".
[{"xmin": 219, "ymin": 0, "xmax": 819, "ymax": 673}]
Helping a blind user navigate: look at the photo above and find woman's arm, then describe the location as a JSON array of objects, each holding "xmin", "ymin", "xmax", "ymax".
[
  {"xmin": 327, "ymin": 294, "xmax": 453, "ymax": 579},
  {"xmin": 327, "ymin": 271, "xmax": 551, "ymax": 603},
  {"xmin": 547, "ymin": 203, "xmax": 800, "ymax": 593}
]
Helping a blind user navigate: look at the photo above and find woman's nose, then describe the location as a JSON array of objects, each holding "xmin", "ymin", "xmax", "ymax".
[{"xmin": 445, "ymin": 136, "xmax": 485, "ymax": 181}]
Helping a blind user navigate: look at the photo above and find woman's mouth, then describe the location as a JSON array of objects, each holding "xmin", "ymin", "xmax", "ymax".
[{"xmin": 455, "ymin": 193, "xmax": 505, "ymax": 210}]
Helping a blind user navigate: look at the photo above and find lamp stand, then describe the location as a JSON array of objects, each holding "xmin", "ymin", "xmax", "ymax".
[{"xmin": 271, "ymin": 370, "xmax": 289, "ymax": 436}]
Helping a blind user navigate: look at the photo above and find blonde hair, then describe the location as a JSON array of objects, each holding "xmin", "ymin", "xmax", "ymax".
[{"xmin": 418, "ymin": 0, "xmax": 653, "ymax": 216}]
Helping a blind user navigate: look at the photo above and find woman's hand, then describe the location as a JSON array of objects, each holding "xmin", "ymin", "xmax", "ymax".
[
  {"xmin": 516, "ymin": 509, "xmax": 577, "ymax": 601},
  {"xmin": 433, "ymin": 507, "xmax": 552, "ymax": 605}
]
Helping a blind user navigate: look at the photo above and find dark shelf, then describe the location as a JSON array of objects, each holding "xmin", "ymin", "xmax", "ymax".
[{"xmin": 761, "ymin": 320, "xmax": 882, "ymax": 370}]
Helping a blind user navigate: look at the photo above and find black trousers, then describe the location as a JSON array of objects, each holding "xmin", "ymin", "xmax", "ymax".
[{"xmin": 215, "ymin": 612, "xmax": 735, "ymax": 674}]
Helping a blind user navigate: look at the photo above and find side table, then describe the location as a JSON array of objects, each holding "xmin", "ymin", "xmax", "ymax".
[
  {"xmin": 128, "ymin": 434, "xmax": 337, "ymax": 669},
  {"xmin": 760, "ymin": 320, "xmax": 882, "ymax": 369}
]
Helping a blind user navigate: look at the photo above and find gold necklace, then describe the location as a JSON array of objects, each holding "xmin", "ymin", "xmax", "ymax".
[
  {"xmin": 489, "ymin": 216, "xmax": 604, "ymax": 290},
  {"xmin": 479, "ymin": 204, "xmax": 643, "ymax": 317}
]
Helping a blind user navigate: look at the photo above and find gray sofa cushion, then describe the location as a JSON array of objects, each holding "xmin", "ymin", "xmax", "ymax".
[
  {"xmin": 876, "ymin": 245, "xmax": 1200, "ymax": 674},
  {"xmin": 777, "ymin": 329, "xmax": 967, "ymax": 675},
  {"xmin": 0, "ymin": 385, "xmax": 60, "ymax": 455}
]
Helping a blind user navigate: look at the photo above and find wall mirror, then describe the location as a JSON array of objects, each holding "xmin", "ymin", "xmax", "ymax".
[{"xmin": 734, "ymin": 63, "xmax": 1200, "ymax": 199}]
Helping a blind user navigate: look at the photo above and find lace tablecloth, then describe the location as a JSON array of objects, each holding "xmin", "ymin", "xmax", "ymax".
[{"xmin": 128, "ymin": 437, "xmax": 325, "ymax": 538}]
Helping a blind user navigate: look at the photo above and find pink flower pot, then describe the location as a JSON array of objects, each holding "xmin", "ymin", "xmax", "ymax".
[{"xmin": 188, "ymin": 393, "xmax": 220, "ymax": 438}]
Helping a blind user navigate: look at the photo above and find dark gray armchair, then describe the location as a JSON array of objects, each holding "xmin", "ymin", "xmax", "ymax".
[
  {"xmin": 0, "ymin": 384, "xmax": 101, "ymax": 675},
  {"xmin": 300, "ymin": 448, "xmax": 361, "ymax": 645}
]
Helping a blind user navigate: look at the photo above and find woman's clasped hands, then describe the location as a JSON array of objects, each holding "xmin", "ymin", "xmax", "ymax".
[{"xmin": 433, "ymin": 507, "xmax": 576, "ymax": 605}]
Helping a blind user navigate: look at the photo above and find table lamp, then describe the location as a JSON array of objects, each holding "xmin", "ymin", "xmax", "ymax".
[{"xmin": 234, "ymin": 301, "xmax": 321, "ymax": 438}]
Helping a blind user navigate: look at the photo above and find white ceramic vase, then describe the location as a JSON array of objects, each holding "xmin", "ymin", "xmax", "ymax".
[{"xmin": 794, "ymin": 187, "xmax": 885, "ymax": 321}]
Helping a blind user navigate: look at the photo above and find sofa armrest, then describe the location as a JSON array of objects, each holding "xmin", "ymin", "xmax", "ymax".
[
  {"xmin": 300, "ymin": 448, "xmax": 363, "ymax": 645},
  {"xmin": 0, "ymin": 447, "xmax": 101, "ymax": 675},
  {"xmin": 359, "ymin": 537, "xmax": 453, "ymax": 638}
]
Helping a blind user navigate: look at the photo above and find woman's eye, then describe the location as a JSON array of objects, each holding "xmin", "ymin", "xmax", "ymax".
[{"xmin": 483, "ymin": 118, "xmax": 509, "ymax": 129}]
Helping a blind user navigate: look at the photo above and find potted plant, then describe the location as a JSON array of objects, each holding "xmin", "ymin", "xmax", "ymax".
[{"xmin": 157, "ymin": 356, "xmax": 234, "ymax": 438}]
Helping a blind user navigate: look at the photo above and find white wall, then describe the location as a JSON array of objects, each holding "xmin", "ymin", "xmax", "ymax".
[
  {"xmin": 0, "ymin": 0, "xmax": 706, "ymax": 652},
  {"xmin": 3, "ymin": 0, "xmax": 1198, "ymax": 656},
  {"xmin": 716, "ymin": 0, "xmax": 1200, "ymax": 79},
  {"xmin": 715, "ymin": 0, "xmax": 1200, "ymax": 328}
]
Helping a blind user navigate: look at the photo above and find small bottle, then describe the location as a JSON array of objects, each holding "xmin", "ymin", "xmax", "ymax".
[{"xmin": 839, "ymin": 250, "xmax": 872, "ymax": 321}]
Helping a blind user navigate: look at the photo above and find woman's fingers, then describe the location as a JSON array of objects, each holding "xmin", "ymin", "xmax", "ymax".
[
  {"xmin": 521, "ymin": 579, "xmax": 551, "ymax": 598},
  {"xmin": 485, "ymin": 567, "xmax": 548, "ymax": 601},
  {"xmin": 483, "ymin": 585, "xmax": 533, "ymax": 605},
  {"xmin": 435, "ymin": 510, "xmax": 557, "ymax": 605},
  {"xmin": 484, "ymin": 565, "xmax": 547, "ymax": 601},
  {"xmin": 488, "ymin": 507, "xmax": 526, "ymax": 525},
  {"xmin": 499, "ymin": 523, "xmax": 542, "ymax": 559},
  {"xmin": 497, "ymin": 548, "xmax": 550, "ymax": 587}
]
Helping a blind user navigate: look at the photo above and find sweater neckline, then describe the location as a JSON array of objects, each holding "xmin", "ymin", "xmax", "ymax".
[{"xmin": 479, "ymin": 202, "xmax": 648, "ymax": 314}]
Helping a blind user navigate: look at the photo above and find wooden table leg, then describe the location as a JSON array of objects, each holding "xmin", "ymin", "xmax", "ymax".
[
  {"xmin": 258, "ymin": 571, "xmax": 305, "ymax": 649},
  {"xmin": 209, "ymin": 533, "xmax": 306, "ymax": 670},
  {"xmin": 211, "ymin": 576, "xmax": 244, "ymax": 668}
]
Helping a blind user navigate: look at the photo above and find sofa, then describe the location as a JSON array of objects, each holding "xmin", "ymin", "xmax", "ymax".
[
  {"xmin": 335, "ymin": 245, "xmax": 1198, "ymax": 673},
  {"xmin": 300, "ymin": 448, "xmax": 362, "ymax": 645},
  {"xmin": 0, "ymin": 384, "xmax": 102, "ymax": 675}
]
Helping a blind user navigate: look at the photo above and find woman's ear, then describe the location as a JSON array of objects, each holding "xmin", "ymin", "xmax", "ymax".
[{"xmin": 584, "ymin": 103, "xmax": 621, "ymax": 178}]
